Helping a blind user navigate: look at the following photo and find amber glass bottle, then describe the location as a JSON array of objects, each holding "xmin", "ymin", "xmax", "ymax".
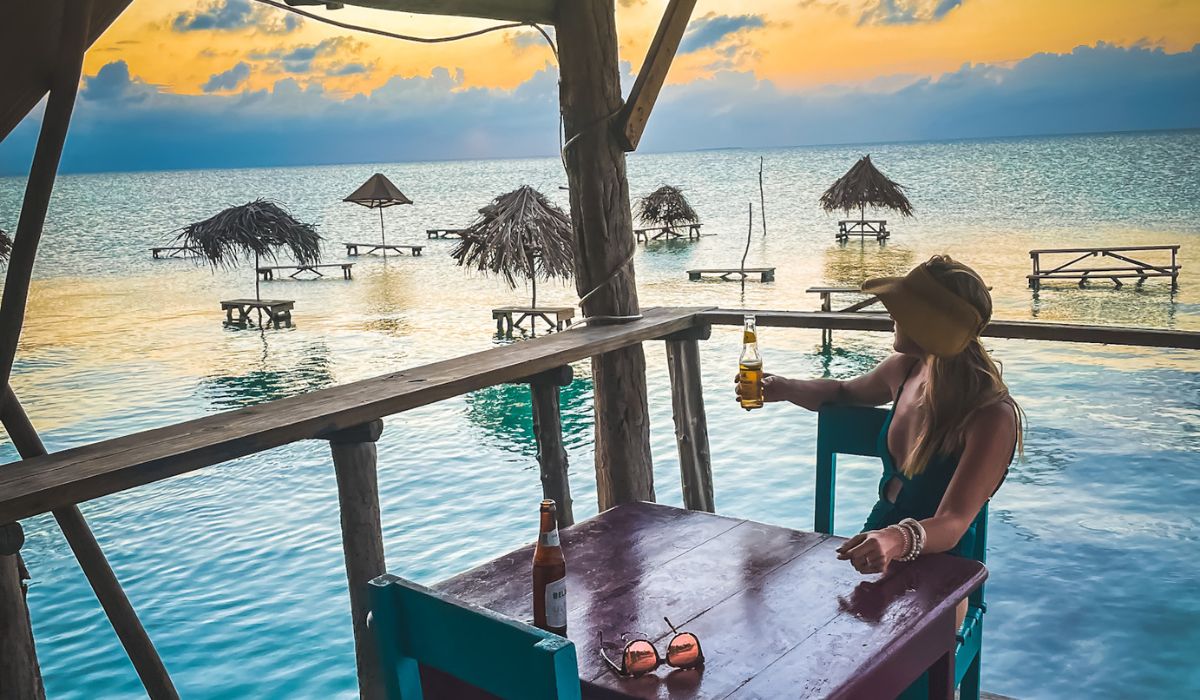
[
  {"xmin": 738, "ymin": 314, "xmax": 764, "ymax": 410},
  {"xmin": 532, "ymin": 499, "xmax": 567, "ymax": 636}
]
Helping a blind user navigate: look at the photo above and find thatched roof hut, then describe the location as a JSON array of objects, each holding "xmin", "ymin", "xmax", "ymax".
[
  {"xmin": 820, "ymin": 155, "xmax": 914, "ymax": 221},
  {"xmin": 635, "ymin": 185, "xmax": 700, "ymax": 229},
  {"xmin": 452, "ymin": 185, "xmax": 573, "ymax": 307},
  {"xmin": 344, "ymin": 173, "xmax": 412, "ymax": 246},
  {"xmin": 175, "ymin": 199, "xmax": 322, "ymax": 301},
  {"xmin": 0, "ymin": 229, "xmax": 11, "ymax": 262}
]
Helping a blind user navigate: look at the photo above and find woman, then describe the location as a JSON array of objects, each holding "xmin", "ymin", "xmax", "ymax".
[{"xmin": 736, "ymin": 255, "xmax": 1021, "ymax": 622}]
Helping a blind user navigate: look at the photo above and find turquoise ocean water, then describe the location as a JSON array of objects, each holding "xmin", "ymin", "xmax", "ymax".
[{"xmin": 1, "ymin": 129, "xmax": 1198, "ymax": 698}]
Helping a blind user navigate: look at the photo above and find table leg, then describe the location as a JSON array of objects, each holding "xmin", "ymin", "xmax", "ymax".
[{"xmin": 927, "ymin": 647, "xmax": 954, "ymax": 700}]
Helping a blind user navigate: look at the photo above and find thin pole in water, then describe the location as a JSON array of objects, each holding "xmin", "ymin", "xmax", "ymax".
[
  {"xmin": 759, "ymin": 157, "xmax": 767, "ymax": 238},
  {"xmin": 740, "ymin": 202, "xmax": 753, "ymax": 296}
]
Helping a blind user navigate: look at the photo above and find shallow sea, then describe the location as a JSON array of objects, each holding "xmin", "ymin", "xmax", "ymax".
[{"xmin": 1, "ymin": 129, "xmax": 1198, "ymax": 699}]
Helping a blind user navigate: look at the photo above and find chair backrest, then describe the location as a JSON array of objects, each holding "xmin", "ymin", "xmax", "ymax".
[
  {"xmin": 369, "ymin": 574, "xmax": 582, "ymax": 700},
  {"xmin": 814, "ymin": 404, "xmax": 989, "ymax": 606}
]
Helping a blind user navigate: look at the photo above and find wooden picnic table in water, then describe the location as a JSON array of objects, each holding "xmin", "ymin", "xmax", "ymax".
[{"xmin": 432, "ymin": 502, "xmax": 985, "ymax": 699}]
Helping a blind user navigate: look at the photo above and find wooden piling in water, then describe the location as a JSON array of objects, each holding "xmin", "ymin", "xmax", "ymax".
[
  {"xmin": 529, "ymin": 367, "xmax": 575, "ymax": 526},
  {"xmin": 665, "ymin": 326, "xmax": 715, "ymax": 512},
  {"xmin": 326, "ymin": 419, "xmax": 387, "ymax": 700}
]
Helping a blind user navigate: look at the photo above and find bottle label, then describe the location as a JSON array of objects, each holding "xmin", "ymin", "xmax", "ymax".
[
  {"xmin": 545, "ymin": 576, "xmax": 567, "ymax": 629},
  {"xmin": 539, "ymin": 530, "xmax": 560, "ymax": 547}
]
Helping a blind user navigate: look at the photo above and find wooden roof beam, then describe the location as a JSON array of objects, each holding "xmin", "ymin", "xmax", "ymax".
[
  {"xmin": 615, "ymin": 0, "xmax": 698, "ymax": 151},
  {"xmin": 289, "ymin": 0, "xmax": 558, "ymax": 23}
]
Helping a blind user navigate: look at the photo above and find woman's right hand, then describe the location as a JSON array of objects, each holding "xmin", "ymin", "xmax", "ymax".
[{"xmin": 733, "ymin": 372, "xmax": 791, "ymax": 404}]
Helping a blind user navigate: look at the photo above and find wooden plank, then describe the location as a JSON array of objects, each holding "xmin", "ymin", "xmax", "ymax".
[
  {"xmin": 1029, "ymin": 244, "xmax": 1180, "ymax": 254},
  {"xmin": 298, "ymin": 0, "xmax": 557, "ymax": 23},
  {"xmin": 699, "ymin": 309, "xmax": 1200, "ymax": 350},
  {"xmin": 0, "ymin": 308, "xmax": 708, "ymax": 523},
  {"xmin": 616, "ymin": 0, "xmax": 698, "ymax": 151},
  {"xmin": 530, "ymin": 375, "xmax": 574, "ymax": 526},
  {"xmin": 557, "ymin": 0, "xmax": 656, "ymax": 511}
]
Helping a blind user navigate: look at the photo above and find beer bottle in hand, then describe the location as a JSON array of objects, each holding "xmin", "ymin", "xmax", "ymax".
[
  {"xmin": 533, "ymin": 499, "xmax": 567, "ymax": 636},
  {"xmin": 738, "ymin": 314, "xmax": 764, "ymax": 410}
]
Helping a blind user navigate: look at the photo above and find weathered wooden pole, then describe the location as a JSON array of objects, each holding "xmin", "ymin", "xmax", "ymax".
[
  {"xmin": 529, "ymin": 367, "xmax": 575, "ymax": 526},
  {"xmin": 0, "ymin": 544, "xmax": 42, "ymax": 699},
  {"xmin": 556, "ymin": 0, "xmax": 656, "ymax": 511},
  {"xmin": 664, "ymin": 326, "xmax": 715, "ymax": 512},
  {"xmin": 1, "ymin": 387, "xmax": 179, "ymax": 698},
  {"xmin": 326, "ymin": 420, "xmax": 387, "ymax": 700}
]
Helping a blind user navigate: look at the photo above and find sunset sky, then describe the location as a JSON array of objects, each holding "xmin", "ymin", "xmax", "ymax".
[{"xmin": 3, "ymin": 0, "xmax": 1199, "ymax": 173}]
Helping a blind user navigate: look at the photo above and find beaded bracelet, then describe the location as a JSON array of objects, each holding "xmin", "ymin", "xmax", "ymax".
[
  {"xmin": 898, "ymin": 518, "xmax": 925, "ymax": 561},
  {"xmin": 886, "ymin": 523, "xmax": 910, "ymax": 560}
]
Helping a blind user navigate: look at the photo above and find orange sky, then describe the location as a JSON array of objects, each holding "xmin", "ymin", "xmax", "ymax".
[{"xmin": 85, "ymin": 0, "xmax": 1200, "ymax": 98}]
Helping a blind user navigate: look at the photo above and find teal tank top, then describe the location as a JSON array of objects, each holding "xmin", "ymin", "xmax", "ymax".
[{"xmin": 861, "ymin": 367, "xmax": 989, "ymax": 558}]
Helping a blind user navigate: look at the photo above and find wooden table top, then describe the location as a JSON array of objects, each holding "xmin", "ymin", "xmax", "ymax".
[{"xmin": 436, "ymin": 502, "xmax": 986, "ymax": 699}]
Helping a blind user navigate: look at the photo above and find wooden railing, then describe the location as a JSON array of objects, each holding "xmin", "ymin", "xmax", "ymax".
[{"xmin": 2, "ymin": 306, "xmax": 1198, "ymax": 696}]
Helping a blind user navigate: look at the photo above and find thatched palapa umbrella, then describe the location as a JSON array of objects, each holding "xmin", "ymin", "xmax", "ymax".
[
  {"xmin": 452, "ymin": 185, "xmax": 573, "ymax": 308},
  {"xmin": 344, "ymin": 173, "xmax": 412, "ymax": 247},
  {"xmin": 820, "ymin": 155, "xmax": 914, "ymax": 227},
  {"xmin": 636, "ymin": 185, "xmax": 700, "ymax": 230},
  {"xmin": 175, "ymin": 199, "xmax": 322, "ymax": 302},
  {"xmin": 0, "ymin": 228, "xmax": 11, "ymax": 262}
]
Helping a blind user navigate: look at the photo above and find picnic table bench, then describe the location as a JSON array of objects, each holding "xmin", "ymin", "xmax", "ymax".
[
  {"xmin": 149, "ymin": 246, "xmax": 200, "ymax": 259},
  {"xmin": 220, "ymin": 299, "xmax": 294, "ymax": 329},
  {"xmin": 634, "ymin": 223, "xmax": 703, "ymax": 242},
  {"xmin": 256, "ymin": 263, "xmax": 353, "ymax": 280},
  {"xmin": 492, "ymin": 306, "xmax": 576, "ymax": 335},
  {"xmin": 343, "ymin": 242, "xmax": 423, "ymax": 256},
  {"xmin": 687, "ymin": 267, "xmax": 775, "ymax": 282},
  {"xmin": 806, "ymin": 285, "xmax": 883, "ymax": 313},
  {"xmin": 1028, "ymin": 244, "xmax": 1180, "ymax": 290},
  {"xmin": 426, "ymin": 228, "xmax": 466, "ymax": 239},
  {"xmin": 432, "ymin": 501, "xmax": 986, "ymax": 700},
  {"xmin": 837, "ymin": 219, "xmax": 890, "ymax": 242}
]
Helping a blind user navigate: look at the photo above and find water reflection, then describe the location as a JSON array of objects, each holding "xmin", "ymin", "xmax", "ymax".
[
  {"xmin": 822, "ymin": 244, "xmax": 916, "ymax": 285},
  {"xmin": 196, "ymin": 340, "xmax": 334, "ymax": 410},
  {"xmin": 1030, "ymin": 284, "xmax": 1178, "ymax": 327},
  {"xmin": 464, "ymin": 376, "xmax": 594, "ymax": 457},
  {"xmin": 816, "ymin": 339, "xmax": 890, "ymax": 379}
]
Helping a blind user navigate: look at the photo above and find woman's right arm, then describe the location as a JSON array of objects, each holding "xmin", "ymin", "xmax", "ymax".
[{"xmin": 761, "ymin": 354, "xmax": 914, "ymax": 412}]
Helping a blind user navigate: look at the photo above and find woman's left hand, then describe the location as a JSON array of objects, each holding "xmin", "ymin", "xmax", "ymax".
[{"xmin": 836, "ymin": 528, "xmax": 907, "ymax": 574}]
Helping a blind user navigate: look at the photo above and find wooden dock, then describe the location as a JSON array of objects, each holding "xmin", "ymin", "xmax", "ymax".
[
  {"xmin": 220, "ymin": 299, "xmax": 294, "ymax": 329},
  {"xmin": 635, "ymin": 223, "xmax": 702, "ymax": 242},
  {"xmin": 257, "ymin": 263, "xmax": 353, "ymax": 280},
  {"xmin": 1028, "ymin": 245, "xmax": 1180, "ymax": 290},
  {"xmin": 149, "ymin": 246, "xmax": 200, "ymax": 259},
  {"xmin": 426, "ymin": 228, "xmax": 466, "ymax": 239},
  {"xmin": 344, "ymin": 242, "xmax": 423, "ymax": 256},
  {"xmin": 806, "ymin": 286, "xmax": 882, "ymax": 313},
  {"xmin": 837, "ymin": 219, "xmax": 889, "ymax": 242},
  {"xmin": 492, "ymin": 306, "xmax": 575, "ymax": 335},
  {"xmin": 688, "ymin": 267, "xmax": 775, "ymax": 282}
]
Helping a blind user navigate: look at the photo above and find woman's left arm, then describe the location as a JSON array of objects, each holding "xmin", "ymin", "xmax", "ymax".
[{"xmin": 838, "ymin": 402, "xmax": 1017, "ymax": 573}]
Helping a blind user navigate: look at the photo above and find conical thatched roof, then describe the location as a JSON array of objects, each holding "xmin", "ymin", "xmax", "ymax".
[
  {"xmin": 820, "ymin": 155, "xmax": 914, "ymax": 216},
  {"xmin": 452, "ymin": 185, "xmax": 573, "ymax": 288},
  {"xmin": 0, "ymin": 228, "xmax": 11, "ymax": 262},
  {"xmin": 635, "ymin": 185, "xmax": 700, "ymax": 228},
  {"xmin": 175, "ymin": 199, "xmax": 322, "ymax": 268},
  {"xmin": 344, "ymin": 173, "xmax": 413, "ymax": 209}
]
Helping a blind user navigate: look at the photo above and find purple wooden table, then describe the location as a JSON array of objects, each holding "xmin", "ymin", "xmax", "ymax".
[{"xmin": 433, "ymin": 502, "xmax": 985, "ymax": 700}]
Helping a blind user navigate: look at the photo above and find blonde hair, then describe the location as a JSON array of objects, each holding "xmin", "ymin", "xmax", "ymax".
[{"xmin": 901, "ymin": 255, "xmax": 1024, "ymax": 477}]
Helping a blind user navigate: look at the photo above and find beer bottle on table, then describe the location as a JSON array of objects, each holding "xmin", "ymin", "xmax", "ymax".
[
  {"xmin": 738, "ymin": 314, "xmax": 764, "ymax": 410},
  {"xmin": 533, "ymin": 499, "xmax": 567, "ymax": 636}
]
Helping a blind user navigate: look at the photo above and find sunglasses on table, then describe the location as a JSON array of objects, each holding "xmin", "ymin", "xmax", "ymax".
[{"xmin": 598, "ymin": 617, "xmax": 705, "ymax": 677}]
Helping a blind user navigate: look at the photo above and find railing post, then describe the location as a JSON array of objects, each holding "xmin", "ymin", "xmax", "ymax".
[
  {"xmin": 664, "ymin": 325, "xmax": 715, "ymax": 512},
  {"xmin": 326, "ymin": 420, "xmax": 387, "ymax": 700},
  {"xmin": 528, "ymin": 367, "xmax": 575, "ymax": 527}
]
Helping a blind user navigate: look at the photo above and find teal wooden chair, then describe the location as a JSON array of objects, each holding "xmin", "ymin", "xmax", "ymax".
[
  {"xmin": 815, "ymin": 404, "xmax": 987, "ymax": 700},
  {"xmin": 368, "ymin": 574, "xmax": 581, "ymax": 700}
]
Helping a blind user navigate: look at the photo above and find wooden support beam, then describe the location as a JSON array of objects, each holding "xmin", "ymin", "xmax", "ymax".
[
  {"xmin": 0, "ymin": 551, "xmax": 42, "ymax": 699},
  {"xmin": 615, "ymin": 0, "xmax": 698, "ymax": 151},
  {"xmin": 557, "ymin": 0, "xmax": 656, "ymax": 510},
  {"xmin": 327, "ymin": 420, "xmax": 387, "ymax": 700},
  {"xmin": 1, "ymin": 388, "xmax": 178, "ymax": 699},
  {"xmin": 665, "ymin": 336, "xmax": 714, "ymax": 512},
  {"xmin": 529, "ymin": 369, "xmax": 574, "ymax": 526}
]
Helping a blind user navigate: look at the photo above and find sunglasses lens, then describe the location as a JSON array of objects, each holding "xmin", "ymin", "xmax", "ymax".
[
  {"xmin": 624, "ymin": 640, "xmax": 658, "ymax": 676},
  {"xmin": 667, "ymin": 633, "xmax": 702, "ymax": 668}
]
